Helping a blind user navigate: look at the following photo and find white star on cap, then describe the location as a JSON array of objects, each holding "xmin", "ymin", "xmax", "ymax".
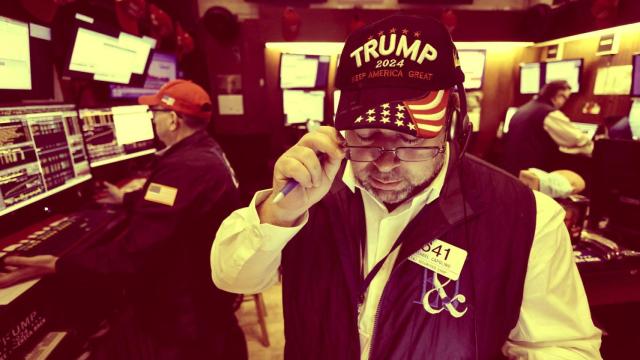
[
  {"xmin": 395, "ymin": 119, "xmax": 404, "ymax": 127},
  {"xmin": 367, "ymin": 109, "xmax": 376, "ymax": 115},
  {"xmin": 381, "ymin": 109, "xmax": 390, "ymax": 117},
  {"xmin": 367, "ymin": 116, "xmax": 376, "ymax": 123},
  {"xmin": 381, "ymin": 103, "xmax": 390, "ymax": 109},
  {"xmin": 396, "ymin": 104, "xmax": 405, "ymax": 111},
  {"xmin": 395, "ymin": 112, "xmax": 405, "ymax": 119},
  {"xmin": 407, "ymin": 123, "xmax": 416, "ymax": 131},
  {"xmin": 355, "ymin": 116, "xmax": 363, "ymax": 123},
  {"xmin": 380, "ymin": 117, "xmax": 390, "ymax": 124}
]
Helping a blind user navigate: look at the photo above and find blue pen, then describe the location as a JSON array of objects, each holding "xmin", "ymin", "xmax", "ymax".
[
  {"xmin": 271, "ymin": 179, "xmax": 300, "ymax": 204},
  {"xmin": 272, "ymin": 152, "xmax": 331, "ymax": 204}
]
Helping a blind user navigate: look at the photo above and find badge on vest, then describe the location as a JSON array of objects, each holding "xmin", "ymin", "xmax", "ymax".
[
  {"xmin": 408, "ymin": 239, "xmax": 467, "ymax": 281},
  {"xmin": 144, "ymin": 182, "xmax": 178, "ymax": 206}
]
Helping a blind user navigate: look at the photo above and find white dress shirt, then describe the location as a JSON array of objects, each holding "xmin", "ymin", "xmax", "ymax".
[
  {"xmin": 211, "ymin": 149, "xmax": 602, "ymax": 359},
  {"xmin": 543, "ymin": 110, "xmax": 594, "ymax": 156}
]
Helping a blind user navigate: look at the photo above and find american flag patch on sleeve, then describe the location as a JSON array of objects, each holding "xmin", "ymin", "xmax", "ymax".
[{"xmin": 144, "ymin": 182, "xmax": 178, "ymax": 206}]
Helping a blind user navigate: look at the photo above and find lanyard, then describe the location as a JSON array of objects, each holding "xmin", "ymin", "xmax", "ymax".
[{"xmin": 358, "ymin": 231, "xmax": 411, "ymax": 305}]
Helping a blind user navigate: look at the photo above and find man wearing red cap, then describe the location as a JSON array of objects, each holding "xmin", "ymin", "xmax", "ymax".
[
  {"xmin": 0, "ymin": 80, "xmax": 247, "ymax": 359},
  {"xmin": 212, "ymin": 15, "xmax": 601, "ymax": 359}
]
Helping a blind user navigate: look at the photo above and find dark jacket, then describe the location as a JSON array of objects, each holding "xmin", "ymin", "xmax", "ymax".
[
  {"xmin": 502, "ymin": 99, "xmax": 559, "ymax": 175},
  {"xmin": 58, "ymin": 130, "xmax": 245, "ymax": 359},
  {"xmin": 281, "ymin": 154, "xmax": 537, "ymax": 360}
]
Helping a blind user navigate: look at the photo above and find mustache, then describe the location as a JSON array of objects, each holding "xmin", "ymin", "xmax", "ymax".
[{"xmin": 366, "ymin": 169, "xmax": 405, "ymax": 182}]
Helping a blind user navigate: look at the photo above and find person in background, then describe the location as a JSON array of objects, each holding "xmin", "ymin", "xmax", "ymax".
[
  {"xmin": 211, "ymin": 15, "xmax": 601, "ymax": 359},
  {"xmin": 518, "ymin": 168, "xmax": 586, "ymax": 199},
  {"xmin": 0, "ymin": 80, "xmax": 247, "ymax": 359},
  {"xmin": 502, "ymin": 80, "xmax": 594, "ymax": 176}
]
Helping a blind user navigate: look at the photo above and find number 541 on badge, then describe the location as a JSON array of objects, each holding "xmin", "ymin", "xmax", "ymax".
[{"xmin": 408, "ymin": 239, "xmax": 467, "ymax": 281}]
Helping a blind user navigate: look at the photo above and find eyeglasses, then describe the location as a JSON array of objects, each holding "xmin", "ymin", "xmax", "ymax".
[{"xmin": 344, "ymin": 145, "xmax": 445, "ymax": 162}]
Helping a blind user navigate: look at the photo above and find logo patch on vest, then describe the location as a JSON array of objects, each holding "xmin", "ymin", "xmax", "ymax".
[{"xmin": 413, "ymin": 263, "xmax": 469, "ymax": 318}]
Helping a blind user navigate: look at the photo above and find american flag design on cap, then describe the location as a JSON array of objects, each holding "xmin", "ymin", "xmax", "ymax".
[
  {"xmin": 350, "ymin": 89, "xmax": 449, "ymax": 138},
  {"xmin": 403, "ymin": 89, "xmax": 450, "ymax": 138}
]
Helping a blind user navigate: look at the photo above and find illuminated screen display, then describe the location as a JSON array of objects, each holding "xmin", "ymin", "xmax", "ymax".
[
  {"xmin": 0, "ymin": 16, "xmax": 31, "ymax": 90},
  {"xmin": 110, "ymin": 52, "xmax": 177, "ymax": 99},
  {"xmin": 0, "ymin": 105, "xmax": 91, "ymax": 217},
  {"xmin": 458, "ymin": 50, "xmax": 486, "ymax": 90},
  {"xmin": 280, "ymin": 54, "xmax": 330, "ymax": 89},
  {"xmin": 520, "ymin": 63, "xmax": 541, "ymax": 94},
  {"xmin": 283, "ymin": 90, "xmax": 325, "ymax": 125},
  {"xmin": 545, "ymin": 59, "xmax": 582, "ymax": 93},
  {"xmin": 67, "ymin": 26, "xmax": 153, "ymax": 85},
  {"xmin": 78, "ymin": 105, "xmax": 155, "ymax": 167},
  {"xmin": 631, "ymin": 54, "xmax": 640, "ymax": 97}
]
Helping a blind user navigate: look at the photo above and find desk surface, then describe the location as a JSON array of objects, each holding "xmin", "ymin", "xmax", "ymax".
[{"xmin": 579, "ymin": 257, "xmax": 640, "ymax": 306}]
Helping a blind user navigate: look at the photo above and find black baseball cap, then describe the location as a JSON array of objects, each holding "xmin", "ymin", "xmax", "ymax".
[{"xmin": 335, "ymin": 15, "xmax": 466, "ymax": 138}]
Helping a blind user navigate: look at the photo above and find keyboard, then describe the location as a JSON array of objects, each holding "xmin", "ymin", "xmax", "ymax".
[{"xmin": 0, "ymin": 209, "xmax": 126, "ymax": 262}]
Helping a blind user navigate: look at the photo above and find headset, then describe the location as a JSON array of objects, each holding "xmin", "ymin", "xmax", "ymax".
[
  {"xmin": 443, "ymin": 82, "xmax": 479, "ymax": 360},
  {"xmin": 445, "ymin": 85, "xmax": 473, "ymax": 158}
]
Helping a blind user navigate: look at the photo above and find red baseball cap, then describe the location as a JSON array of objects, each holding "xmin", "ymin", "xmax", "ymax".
[{"xmin": 139, "ymin": 79, "xmax": 213, "ymax": 120}]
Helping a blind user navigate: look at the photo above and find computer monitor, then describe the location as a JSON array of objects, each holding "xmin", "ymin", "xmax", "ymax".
[
  {"xmin": 631, "ymin": 54, "xmax": 640, "ymax": 97},
  {"xmin": 519, "ymin": 63, "xmax": 542, "ymax": 94},
  {"xmin": 0, "ymin": 105, "xmax": 91, "ymax": 217},
  {"xmin": 629, "ymin": 99, "xmax": 640, "ymax": 140},
  {"xmin": 589, "ymin": 139, "xmax": 640, "ymax": 246},
  {"xmin": 283, "ymin": 90, "xmax": 325, "ymax": 125},
  {"xmin": 109, "ymin": 51, "xmax": 178, "ymax": 99},
  {"xmin": 0, "ymin": 16, "xmax": 31, "ymax": 91},
  {"xmin": 458, "ymin": 50, "xmax": 486, "ymax": 90},
  {"xmin": 64, "ymin": 20, "xmax": 154, "ymax": 86},
  {"xmin": 544, "ymin": 59, "xmax": 582, "ymax": 93},
  {"xmin": 502, "ymin": 107, "xmax": 518, "ymax": 133},
  {"xmin": 79, "ymin": 105, "xmax": 155, "ymax": 167},
  {"xmin": 280, "ymin": 54, "xmax": 330, "ymax": 89},
  {"xmin": 0, "ymin": 17, "xmax": 55, "ymax": 103}
]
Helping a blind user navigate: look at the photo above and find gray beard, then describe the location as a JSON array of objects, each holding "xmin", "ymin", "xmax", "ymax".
[{"xmin": 356, "ymin": 155, "xmax": 445, "ymax": 209}]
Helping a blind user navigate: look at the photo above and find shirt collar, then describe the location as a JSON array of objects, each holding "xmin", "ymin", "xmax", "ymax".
[{"xmin": 342, "ymin": 144, "xmax": 450, "ymax": 209}]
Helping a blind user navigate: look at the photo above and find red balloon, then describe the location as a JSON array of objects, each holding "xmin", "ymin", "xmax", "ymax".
[
  {"xmin": 440, "ymin": 9, "xmax": 457, "ymax": 34},
  {"xmin": 282, "ymin": 7, "xmax": 301, "ymax": 41},
  {"xmin": 115, "ymin": 0, "xmax": 146, "ymax": 35},
  {"xmin": 176, "ymin": 22, "xmax": 194, "ymax": 60},
  {"xmin": 149, "ymin": 4, "xmax": 174, "ymax": 41}
]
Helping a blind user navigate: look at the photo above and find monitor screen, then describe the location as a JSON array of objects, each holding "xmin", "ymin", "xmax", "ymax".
[
  {"xmin": 502, "ymin": 107, "xmax": 518, "ymax": 133},
  {"xmin": 0, "ymin": 21, "xmax": 55, "ymax": 102},
  {"xmin": 544, "ymin": 59, "xmax": 582, "ymax": 93},
  {"xmin": 458, "ymin": 50, "xmax": 486, "ymax": 90},
  {"xmin": 109, "ymin": 51, "xmax": 178, "ymax": 99},
  {"xmin": 631, "ymin": 54, "xmax": 640, "ymax": 97},
  {"xmin": 280, "ymin": 54, "xmax": 330, "ymax": 89},
  {"xmin": 0, "ymin": 105, "xmax": 91, "ymax": 217},
  {"xmin": 0, "ymin": 16, "xmax": 31, "ymax": 91},
  {"xmin": 66, "ymin": 25, "xmax": 153, "ymax": 86},
  {"xmin": 79, "ymin": 105, "xmax": 155, "ymax": 168},
  {"xmin": 283, "ymin": 90, "xmax": 325, "ymax": 125},
  {"xmin": 629, "ymin": 99, "xmax": 640, "ymax": 140},
  {"xmin": 520, "ymin": 63, "xmax": 541, "ymax": 94}
]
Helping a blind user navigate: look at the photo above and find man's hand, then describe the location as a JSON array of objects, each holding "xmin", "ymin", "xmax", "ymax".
[
  {"xmin": 94, "ymin": 181, "xmax": 125, "ymax": 205},
  {"xmin": 0, "ymin": 255, "xmax": 58, "ymax": 288},
  {"xmin": 259, "ymin": 126, "xmax": 345, "ymax": 227}
]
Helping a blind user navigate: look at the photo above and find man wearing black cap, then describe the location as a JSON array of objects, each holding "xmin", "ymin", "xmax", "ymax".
[
  {"xmin": 0, "ymin": 80, "xmax": 247, "ymax": 359},
  {"xmin": 212, "ymin": 15, "xmax": 601, "ymax": 359}
]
